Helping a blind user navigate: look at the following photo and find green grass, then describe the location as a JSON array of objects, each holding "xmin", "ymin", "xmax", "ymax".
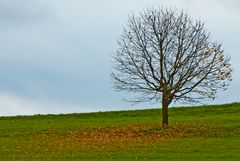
[{"xmin": 0, "ymin": 103, "xmax": 240, "ymax": 160}]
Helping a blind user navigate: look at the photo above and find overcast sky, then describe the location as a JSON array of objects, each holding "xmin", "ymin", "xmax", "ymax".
[{"xmin": 0, "ymin": 0, "xmax": 239, "ymax": 116}]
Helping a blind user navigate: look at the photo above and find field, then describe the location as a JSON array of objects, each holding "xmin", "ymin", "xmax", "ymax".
[{"xmin": 0, "ymin": 103, "xmax": 240, "ymax": 161}]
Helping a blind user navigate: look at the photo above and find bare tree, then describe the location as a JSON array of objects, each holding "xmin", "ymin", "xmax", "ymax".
[{"xmin": 111, "ymin": 8, "xmax": 232, "ymax": 126}]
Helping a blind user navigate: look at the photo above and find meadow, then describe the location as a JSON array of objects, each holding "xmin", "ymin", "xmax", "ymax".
[{"xmin": 0, "ymin": 103, "xmax": 240, "ymax": 160}]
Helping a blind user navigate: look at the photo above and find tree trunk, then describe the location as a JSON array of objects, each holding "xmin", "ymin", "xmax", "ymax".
[{"xmin": 162, "ymin": 98, "xmax": 169, "ymax": 127}]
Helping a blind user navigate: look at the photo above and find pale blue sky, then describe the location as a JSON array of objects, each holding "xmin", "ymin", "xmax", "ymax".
[{"xmin": 0, "ymin": 0, "xmax": 239, "ymax": 116}]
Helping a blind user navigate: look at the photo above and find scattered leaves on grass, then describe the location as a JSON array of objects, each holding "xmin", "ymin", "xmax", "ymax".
[
  {"xmin": 15, "ymin": 123, "xmax": 226, "ymax": 156},
  {"xmin": 1, "ymin": 123, "xmax": 235, "ymax": 159}
]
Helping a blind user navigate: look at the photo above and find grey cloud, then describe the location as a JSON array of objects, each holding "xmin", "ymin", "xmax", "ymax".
[{"xmin": 0, "ymin": 0, "xmax": 53, "ymax": 26}]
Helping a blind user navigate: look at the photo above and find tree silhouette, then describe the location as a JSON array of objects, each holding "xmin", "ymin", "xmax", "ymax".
[{"xmin": 111, "ymin": 8, "xmax": 232, "ymax": 126}]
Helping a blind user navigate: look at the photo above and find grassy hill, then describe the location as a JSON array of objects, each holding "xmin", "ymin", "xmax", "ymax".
[{"xmin": 0, "ymin": 103, "xmax": 240, "ymax": 161}]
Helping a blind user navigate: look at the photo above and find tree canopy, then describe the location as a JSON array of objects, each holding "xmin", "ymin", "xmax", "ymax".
[{"xmin": 111, "ymin": 8, "xmax": 232, "ymax": 126}]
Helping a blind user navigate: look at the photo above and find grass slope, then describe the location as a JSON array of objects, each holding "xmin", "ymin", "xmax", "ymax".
[{"xmin": 0, "ymin": 103, "xmax": 240, "ymax": 161}]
